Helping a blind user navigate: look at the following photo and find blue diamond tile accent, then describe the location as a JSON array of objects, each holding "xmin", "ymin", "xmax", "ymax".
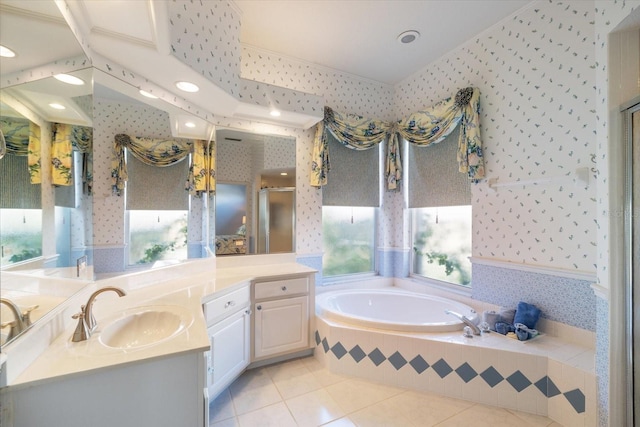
[
  {"xmin": 480, "ymin": 367, "xmax": 504, "ymax": 388},
  {"xmin": 322, "ymin": 338, "xmax": 329, "ymax": 353},
  {"xmin": 564, "ymin": 388, "xmax": 586, "ymax": 414},
  {"xmin": 455, "ymin": 362, "xmax": 478, "ymax": 383},
  {"xmin": 331, "ymin": 342, "xmax": 347, "ymax": 359},
  {"xmin": 432, "ymin": 358, "xmax": 453, "ymax": 378},
  {"xmin": 409, "ymin": 355, "xmax": 429, "ymax": 374},
  {"xmin": 506, "ymin": 371, "xmax": 532, "ymax": 392},
  {"xmin": 315, "ymin": 331, "xmax": 321, "ymax": 346},
  {"xmin": 388, "ymin": 351, "xmax": 407, "ymax": 370},
  {"xmin": 349, "ymin": 345, "xmax": 366, "ymax": 363},
  {"xmin": 534, "ymin": 376, "xmax": 561, "ymax": 398},
  {"xmin": 368, "ymin": 348, "xmax": 386, "ymax": 366}
]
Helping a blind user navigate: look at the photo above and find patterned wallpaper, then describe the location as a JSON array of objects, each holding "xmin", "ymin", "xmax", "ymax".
[
  {"xmin": 167, "ymin": 0, "xmax": 241, "ymax": 97},
  {"xmin": 240, "ymin": 46, "xmax": 395, "ymax": 121},
  {"xmin": 263, "ymin": 135, "xmax": 295, "ymax": 170},
  {"xmin": 92, "ymin": 99, "xmax": 179, "ymax": 246},
  {"xmin": 395, "ymin": 0, "xmax": 597, "ymax": 273}
]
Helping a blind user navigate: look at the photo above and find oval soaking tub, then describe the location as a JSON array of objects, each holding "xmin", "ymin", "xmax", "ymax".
[{"xmin": 316, "ymin": 288, "xmax": 478, "ymax": 332}]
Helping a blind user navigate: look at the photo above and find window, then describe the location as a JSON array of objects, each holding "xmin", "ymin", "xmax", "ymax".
[
  {"xmin": 0, "ymin": 209, "xmax": 42, "ymax": 265},
  {"xmin": 322, "ymin": 206, "xmax": 376, "ymax": 277},
  {"xmin": 411, "ymin": 206, "xmax": 471, "ymax": 286},
  {"xmin": 128, "ymin": 210, "xmax": 187, "ymax": 264},
  {"xmin": 406, "ymin": 129, "xmax": 472, "ymax": 287},
  {"xmin": 126, "ymin": 150, "xmax": 189, "ymax": 265}
]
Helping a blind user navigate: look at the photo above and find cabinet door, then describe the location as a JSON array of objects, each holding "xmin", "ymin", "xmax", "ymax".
[
  {"xmin": 207, "ymin": 308, "xmax": 250, "ymax": 400},
  {"xmin": 254, "ymin": 296, "xmax": 309, "ymax": 360}
]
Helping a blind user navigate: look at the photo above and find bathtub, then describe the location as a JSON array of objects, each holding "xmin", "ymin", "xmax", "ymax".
[{"xmin": 315, "ymin": 288, "xmax": 478, "ymax": 332}]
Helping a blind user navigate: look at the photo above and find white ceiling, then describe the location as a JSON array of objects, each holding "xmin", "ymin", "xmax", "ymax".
[
  {"xmin": 234, "ymin": 0, "xmax": 533, "ymax": 84},
  {"xmin": 0, "ymin": 0, "xmax": 534, "ymax": 130}
]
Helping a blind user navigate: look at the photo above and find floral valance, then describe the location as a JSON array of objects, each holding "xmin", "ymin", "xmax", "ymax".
[
  {"xmin": 310, "ymin": 107, "xmax": 392, "ymax": 187},
  {"xmin": 311, "ymin": 87, "xmax": 485, "ymax": 190},
  {"xmin": 0, "ymin": 117, "xmax": 42, "ymax": 184},
  {"xmin": 112, "ymin": 133, "xmax": 215, "ymax": 198}
]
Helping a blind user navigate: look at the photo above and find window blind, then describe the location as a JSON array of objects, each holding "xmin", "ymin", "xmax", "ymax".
[
  {"xmin": 322, "ymin": 132, "xmax": 380, "ymax": 207},
  {"xmin": 0, "ymin": 154, "xmax": 41, "ymax": 209},
  {"xmin": 408, "ymin": 127, "xmax": 471, "ymax": 208},
  {"xmin": 125, "ymin": 150, "xmax": 189, "ymax": 211}
]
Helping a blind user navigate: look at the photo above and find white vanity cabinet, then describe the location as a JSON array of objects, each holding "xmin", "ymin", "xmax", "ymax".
[
  {"xmin": 203, "ymin": 285, "xmax": 251, "ymax": 400},
  {"xmin": 252, "ymin": 275, "xmax": 314, "ymax": 361}
]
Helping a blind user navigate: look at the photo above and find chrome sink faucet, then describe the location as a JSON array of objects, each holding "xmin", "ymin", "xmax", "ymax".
[
  {"xmin": 0, "ymin": 298, "xmax": 36, "ymax": 341},
  {"xmin": 445, "ymin": 309, "xmax": 481, "ymax": 335},
  {"xmin": 72, "ymin": 287, "xmax": 126, "ymax": 342}
]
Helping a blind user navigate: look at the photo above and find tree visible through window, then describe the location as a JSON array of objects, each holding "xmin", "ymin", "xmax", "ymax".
[
  {"xmin": 411, "ymin": 206, "xmax": 471, "ymax": 287},
  {"xmin": 129, "ymin": 210, "xmax": 187, "ymax": 265},
  {"xmin": 322, "ymin": 206, "xmax": 375, "ymax": 277}
]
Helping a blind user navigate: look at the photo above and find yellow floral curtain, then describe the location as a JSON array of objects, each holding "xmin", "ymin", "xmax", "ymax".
[
  {"xmin": 311, "ymin": 87, "xmax": 485, "ymax": 191},
  {"xmin": 112, "ymin": 133, "xmax": 215, "ymax": 198},
  {"xmin": 310, "ymin": 107, "xmax": 392, "ymax": 187},
  {"xmin": 0, "ymin": 117, "xmax": 42, "ymax": 184},
  {"xmin": 396, "ymin": 87, "xmax": 484, "ymax": 185},
  {"xmin": 52, "ymin": 123, "xmax": 94, "ymax": 194},
  {"xmin": 187, "ymin": 139, "xmax": 216, "ymax": 196}
]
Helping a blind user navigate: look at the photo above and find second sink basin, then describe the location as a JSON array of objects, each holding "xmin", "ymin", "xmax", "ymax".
[{"xmin": 98, "ymin": 306, "xmax": 191, "ymax": 350}]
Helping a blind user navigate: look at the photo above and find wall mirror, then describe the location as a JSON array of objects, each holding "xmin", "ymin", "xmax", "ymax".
[
  {"xmin": 0, "ymin": 0, "xmax": 93, "ymax": 348},
  {"xmin": 215, "ymin": 128, "xmax": 295, "ymax": 256},
  {"xmin": 92, "ymin": 69, "xmax": 216, "ymax": 268}
]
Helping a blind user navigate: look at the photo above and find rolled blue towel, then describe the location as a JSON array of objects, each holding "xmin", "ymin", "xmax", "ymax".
[
  {"xmin": 482, "ymin": 310, "xmax": 501, "ymax": 331},
  {"xmin": 495, "ymin": 322, "xmax": 515, "ymax": 335},
  {"xmin": 499, "ymin": 307, "xmax": 516, "ymax": 325},
  {"xmin": 515, "ymin": 324, "xmax": 529, "ymax": 341},
  {"xmin": 513, "ymin": 301, "xmax": 541, "ymax": 329}
]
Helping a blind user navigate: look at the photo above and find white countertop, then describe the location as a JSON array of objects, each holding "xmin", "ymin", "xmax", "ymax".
[{"xmin": 7, "ymin": 256, "xmax": 316, "ymax": 389}]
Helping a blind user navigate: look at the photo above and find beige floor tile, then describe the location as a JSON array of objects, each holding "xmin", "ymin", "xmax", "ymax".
[
  {"xmin": 320, "ymin": 417, "xmax": 357, "ymax": 427},
  {"xmin": 274, "ymin": 369, "xmax": 324, "ymax": 400},
  {"xmin": 301, "ymin": 357, "xmax": 348, "ymax": 387},
  {"xmin": 325, "ymin": 378, "xmax": 404, "ymax": 414},
  {"xmin": 209, "ymin": 389, "xmax": 236, "ymax": 424},
  {"xmin": 286, "ymin": 388, "xmax": 346, "ymax": 427},
  {"xmin": 348, "ymin": 398, "xmax": 416, "ymax": 427},
  {"xmin": 237, "ymin": 402, "xmax": 298, "ymax": 427},
  {"xmin": 265, "ymin": 358, "xmax": 309, "ymax": 380},
  {"xmin": 231, "ymin": 382, "xmax": 283, "ymax": 415},
  {"xmin": 229, "ymin": 367, "xmax": 273, "ymax": 395},
  {"xmin": 508, "ymin": 408, "xmax": 555, "ymax": 426},
  {"xmin": 385, "ymin": 390, "xmax": 474, "ymax": 426},
  {"xmin": 435, "ymin": 404, "xmax": 541, "ymax": 427},
  {"xmin": 211, "ymin": 417, "xmax": 240, "ymax": 427}
]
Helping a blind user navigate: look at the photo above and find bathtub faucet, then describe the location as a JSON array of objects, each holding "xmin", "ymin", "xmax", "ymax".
[{"xmin": 445, "ymin": 310, "xmax": 481, "ymax": 335}]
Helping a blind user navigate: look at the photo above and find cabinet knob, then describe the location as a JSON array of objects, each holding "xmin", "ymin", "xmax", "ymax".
[
  {"xmin": 224, "ymin": 301, "xmax": 236, "ymax": 308},
  {"xmin": 281, "ymin": 286, "xmax": 287, "ymax": 291},
  {"xmin": 256, "ymin": 305, "xmax": 262, "ymax": 310}
]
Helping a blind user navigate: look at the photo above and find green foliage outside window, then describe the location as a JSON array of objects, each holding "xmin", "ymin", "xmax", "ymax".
[
  {"xmin": 412, "ymin": 206, "xmax": 472, "ymax": 287},
  {"xmin": 322, "ymin": 207, "xmax": 375, "ymax": 277}
]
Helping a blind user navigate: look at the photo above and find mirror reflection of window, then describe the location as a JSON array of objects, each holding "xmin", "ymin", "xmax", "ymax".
[
  {"xmin": 0, "ymin": 118, "xmax": 42, "ymax": 266},
  {"xmin": 125, "ymin": 150, "xmax": 189, "ymax": 265}
]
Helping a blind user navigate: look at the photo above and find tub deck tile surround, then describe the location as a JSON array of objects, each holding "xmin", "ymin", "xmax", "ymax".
[{"xmin": 315, "ymin": 317, "xmax": 596, "ymax": 427}]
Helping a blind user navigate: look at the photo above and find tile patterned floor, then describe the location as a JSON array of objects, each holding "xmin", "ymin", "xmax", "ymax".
[{"xmin": 209, "ymin": 356, "xmax": 563, "ymax": 427}]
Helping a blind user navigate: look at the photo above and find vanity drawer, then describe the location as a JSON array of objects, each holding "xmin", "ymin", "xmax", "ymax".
[
  {"xmin": 254, "ymin": 277, "xmax": 309, "ymax": 300},
  {"xmin": 204, "ymin": 286, "xmax": 250, "ymax": 325}
]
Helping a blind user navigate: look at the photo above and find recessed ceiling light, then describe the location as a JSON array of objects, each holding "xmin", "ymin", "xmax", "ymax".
[
  {"xmin": 270, "ymin": 110, "xmax": 281, "ymax": 117},
  {"xmin": 397, "ymin": 30, "xmax": 420, "ymax": 44},
  {"xmin": 139, "ymin": 89, "xmax": 158, "ymax": 99},
  {"xmin": 175, "ymin": 81, "xmax": 199, "ymax": 93},
  {"xmin": 49, "ymin": 103, "xmax": 66, "ymax": 110},
  {"xmin": 54, "ymin": 74, "xmax": 85, "ymax": 85},
  {"xmin": 0, "ymin": 45, "xmax": 16, "ymax": 58},
  {"xmin": 185, "ymin": 122, "xmax": 196, "ymax": 128}
]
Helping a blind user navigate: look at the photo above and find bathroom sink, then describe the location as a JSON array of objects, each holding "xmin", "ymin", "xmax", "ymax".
[{"xmin": 98, "ymin": 306, "xmax": 191, "ymax": 350}]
